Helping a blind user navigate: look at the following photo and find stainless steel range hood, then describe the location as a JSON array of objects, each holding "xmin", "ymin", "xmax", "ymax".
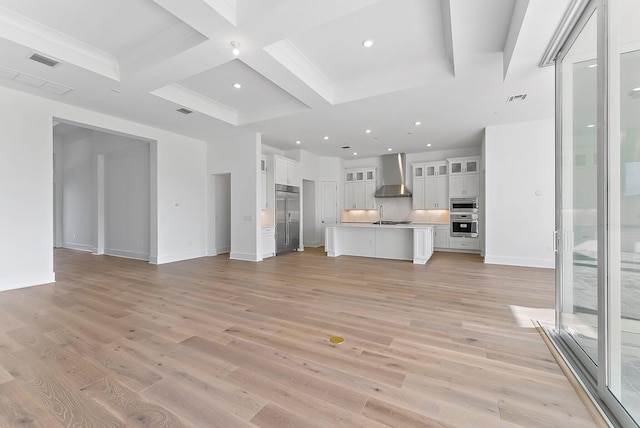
[{"xmin": 374, "ymin": 153, "xmax": 412, "ymax": 198}]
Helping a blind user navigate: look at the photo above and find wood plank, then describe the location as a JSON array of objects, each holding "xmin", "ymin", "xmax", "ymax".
[
  {"xmin": 81, "ymin": 376, "xmax": 189, "ymax": 428},
  {"xmin": 362, "ymin": 397, "xmax": 456, "ymax": 428},
  {"xmin": 0, "ymin": 352, "xmax": 125, "ymax": 427},
  {"xmin": 0, "ymin": 380, "xmax": 64, "ymax": 428},
  {"xmin": 0, "ymin": 247, "xmax": 596, "ymax": 427},
  {"xmin": 142, "ymin": 378, "xmax": 255, "ymax": 428}
]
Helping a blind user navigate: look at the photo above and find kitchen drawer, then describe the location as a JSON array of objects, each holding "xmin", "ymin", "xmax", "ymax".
[{"xmin": 449, "ymin": 237, "xmax": 479, "ymax": 250}]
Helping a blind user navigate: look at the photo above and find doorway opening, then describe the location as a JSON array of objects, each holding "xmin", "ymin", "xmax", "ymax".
[
  {"xmin": 303, "ymin": 179, "xmax": 319, "ymax": 247},
  {"xmin": 208, "ymin": 173, "xmax": 231, "ymax": 255},
  {"xmin": 53, "ymin": 119, "xmax": 155, "ymax": 262}
]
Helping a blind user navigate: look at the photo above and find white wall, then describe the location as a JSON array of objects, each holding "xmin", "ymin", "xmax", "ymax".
[
  {"xmin": 0, "ymin": 86, "xmax": 208, "ymax": 291},
  {"xmin": 61, "ymin": 129, "xmax": 94, "ymax": 251},
  {"xmin": 484, "ymin": 118, "xmax": 555, "ymax": 268},
  {"xmin": 53, "ymin": 134, "xmax": 63, "ymax": 248},
  {"xmin": 208, "ymin": 131, "xmax": 261, "ymax": 261},
  {"xmin": 104, "ymin": 143, "xmax": 150, "ymax": 259},
  {"xmin": 0, "ymin": 90, "xmax": 56, "ymax": 290}
]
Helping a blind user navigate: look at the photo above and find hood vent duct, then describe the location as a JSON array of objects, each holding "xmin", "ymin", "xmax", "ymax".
[{"xmin": 374, "ymin": 153, "xmax": 412, "ymax": 198}]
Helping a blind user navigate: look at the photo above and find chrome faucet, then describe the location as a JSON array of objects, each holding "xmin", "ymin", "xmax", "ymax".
[{"xmin": 378, "ymin": 204, "xmax": 383, "ymax": 224}]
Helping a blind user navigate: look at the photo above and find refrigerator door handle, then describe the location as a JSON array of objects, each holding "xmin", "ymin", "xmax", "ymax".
[{"xmin": 286, "ymin": 201, "xmax": 290, "ymax": 246}]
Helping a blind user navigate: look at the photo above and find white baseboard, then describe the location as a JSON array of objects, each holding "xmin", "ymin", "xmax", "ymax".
[
  {"xmin": 62, "ymin": 242, "xmax": 93, "ymax": 252},
  {"xmin": 230, "ymin": 252, "xmax": 260, "ymax": 262},
  {"xmin": 484, "ymin": 255, "xmax": 555, "ymax": 269},
  {"xmin": 216, "ymin": 246, "xmax": 231, "ymax": 255},
  {"xmin": 0, "ymin": 271, "xmax": 56, "ymax": 291},
  {"xmin": 105, "ymin": 248, "xmax": 150, "ymax": 261},
  {"xmin": 155, "ymin": 250, "xmax": 207, "ymax": 265},
  {"xmin": 303, "ymin": 241, "xmax": 321, "ymax": 248}
]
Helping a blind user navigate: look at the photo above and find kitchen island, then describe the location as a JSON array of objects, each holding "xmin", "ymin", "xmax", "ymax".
[{"xmin": 325, "ymin": 223, "xmax": 433, "ymax": 264}]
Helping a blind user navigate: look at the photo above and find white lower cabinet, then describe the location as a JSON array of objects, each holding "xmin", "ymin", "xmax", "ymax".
[
  {"xmin": 262, "ymin": 227, "xmax": 275, "ymax": 258},
  {"xmin": 433, "ymin": 225, "xmax": 449, "ymax": 249}
]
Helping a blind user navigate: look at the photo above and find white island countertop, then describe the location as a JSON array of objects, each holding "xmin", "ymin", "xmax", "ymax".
[
  {"xmin": 325, "ymin": 223, "xmax": 434, "ymax": 264},
  {"xmin": 334, "ymin": 222, "xmax": 447, "ymax": 228}
]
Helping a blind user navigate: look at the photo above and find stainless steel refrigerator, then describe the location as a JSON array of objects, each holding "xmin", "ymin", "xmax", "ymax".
[{"xmin": 275, "ymin": 184, "xmax": 300, "ymax": 255}]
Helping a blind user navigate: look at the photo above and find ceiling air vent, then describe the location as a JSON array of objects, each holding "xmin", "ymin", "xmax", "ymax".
[
  {"xmin": 506, "ymin": 94, "xmax": 528, "ymax": 102},
  {"xmin": 341, "ymin": 145, "xmax": 351, "ymax": 149},
  {"xmin": 29, "ymin": 53, "xmax": 60, "ymax": 68},
  {"xmin": 177, "ymin": 108, "xmax": 193, "ymax": 115}
]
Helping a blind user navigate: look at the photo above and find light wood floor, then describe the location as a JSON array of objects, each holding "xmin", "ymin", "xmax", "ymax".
[{"xmin": 0, "ymin": 248, "xmax": 596, "ymax": 427}]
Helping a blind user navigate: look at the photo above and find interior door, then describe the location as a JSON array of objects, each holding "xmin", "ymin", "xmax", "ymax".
[{"xmin": 320, "ymin": 181, "xmax": 337, "ymax": 246}]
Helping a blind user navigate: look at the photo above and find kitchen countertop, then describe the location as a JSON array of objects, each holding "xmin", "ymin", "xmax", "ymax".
[{"xmin": 336, "ymin": 222, "xmax": 444, "ymax": 229}]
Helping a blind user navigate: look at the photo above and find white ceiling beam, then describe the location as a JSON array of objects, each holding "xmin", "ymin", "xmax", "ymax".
[
  {"xmin": 263, "ymin": 39, "xmax": 335, "ymax": 105},
  {"xmin": 241, "ymin": 49, "xmax": 332, "ymax": 111},
  {"xmin": 202, "ymin": 0, "xmax": 237, "ymax": 26},
  {"xmin": 152, "ymin": 0, "xmax": 237, "ymax": 39},
  {"xmin": 151, "ymin": 84, "xmax": 238, "ymax": 125},
  {"xmin": 0, "ymin": 7, "xmax": 119, "ymax": 81},
  {"xmin": 502, "ymin": 0, "xmax": 530, "ymax": 81},
  {"xmin": 440, "ymin": 0, "xmax": 456, "ymax": 77}
]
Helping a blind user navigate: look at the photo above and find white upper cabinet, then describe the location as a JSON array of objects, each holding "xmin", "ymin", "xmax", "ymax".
[
  {"xmin": 344, "ymin": 167, "xmax": 376, "ymax": 210},
  {"xmin": 274, "ymin": 155, "xmax": 299, "ymax": 186},
  {"xmin": 448, "ymin": 156, "xmax": 480, "ymax": 197},
  {"xmin": 412, "ymin": 161, "xmax": 448, "ymax": 209}
]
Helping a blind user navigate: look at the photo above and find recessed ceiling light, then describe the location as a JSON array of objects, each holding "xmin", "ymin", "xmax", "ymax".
[
  {"xmin": 387, "ymin": 148, "xmax": 392, "ymax": 152},
  {"xmin": 427, "ymin": 143, "xmax": 432, "ymax": 147},
  {"xmin": 633, "ymin": 87, "xmax": 640, "ymax": 92},
  {"xmin": 362, "ymin": 40, "xmax": 374, "ymax": 48},
  {"xmin": 295, "ymin": 140, "xmax": 301, "ymax": 144},
  {"xmin": 324, "ymin": 136, "xmax": 329, "ymax": 140},
  {"xmin": 587, "ymin": 124, "xmax": 596, "ymax": 128},
  {"xmin": 365, "ymin": 129, "xmax": 371, "ymax": 134},
  {"xmin": 353, "ymin": 152, "xmax": 358, "ymax": 155},
  {"xmin": 233, "ymin": 83, "xmax": 241, "ymax": 89},
  {"xmin": 414, "ymin": 121, "xmax": 422, "ymax": 126}
]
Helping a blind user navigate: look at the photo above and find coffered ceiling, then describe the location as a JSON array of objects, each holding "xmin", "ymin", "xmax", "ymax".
[{"xmin": 0, "ymin": 0, "xmax": 571, "ymax": 157}]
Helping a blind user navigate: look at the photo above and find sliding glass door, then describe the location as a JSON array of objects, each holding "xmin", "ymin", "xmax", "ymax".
[
  {"xmin": 607, "ymin": 0, "xmax": 640, "ymax": 421},
  {"xmin": 556, "ymin": 0, "xmax": 640, "ymax": 425},
  {"xmin": 557, "ymin": 4, "xmax": 599, "ymax": 375}
]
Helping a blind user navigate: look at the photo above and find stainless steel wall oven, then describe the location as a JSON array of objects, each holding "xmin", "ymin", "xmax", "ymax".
[
  {"xmin": 450, "ymin": 213, "xmax": 478, "ymax": 237},
  {"xmin": 450, "ymin": 197, "xmax": 478, "ymax": 213}
]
